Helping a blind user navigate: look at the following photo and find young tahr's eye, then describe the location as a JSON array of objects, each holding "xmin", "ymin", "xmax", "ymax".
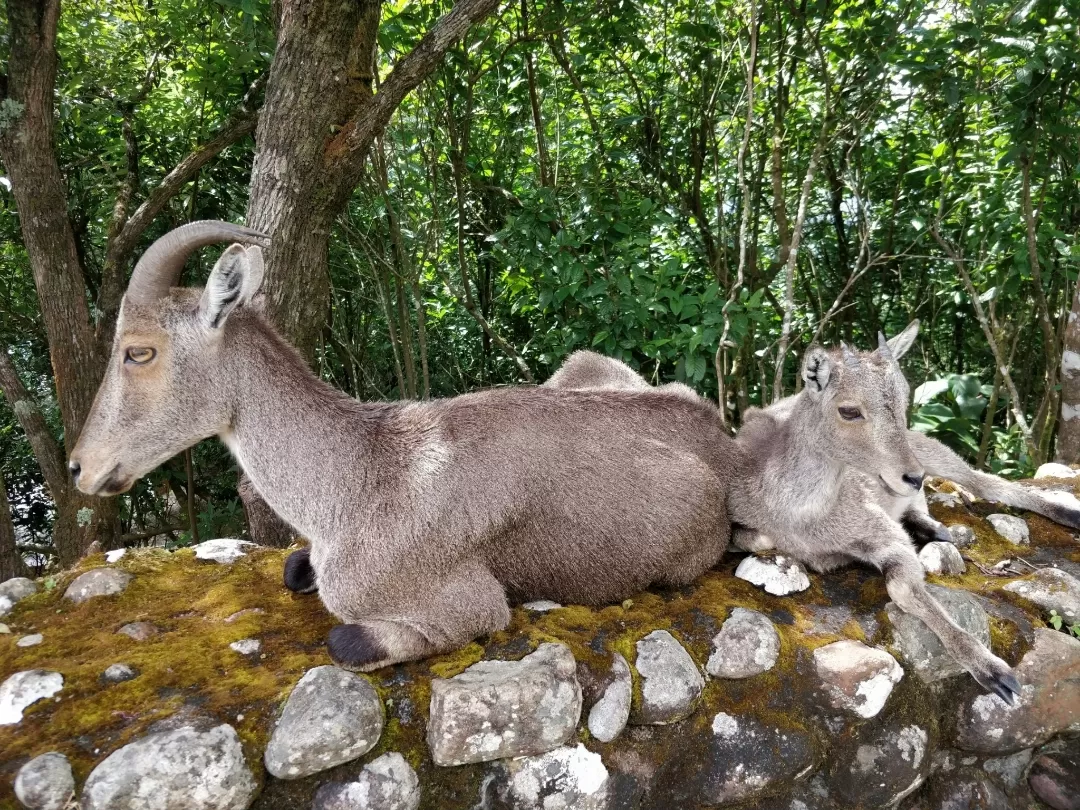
[
  {"xmin": 838, "ymin": 406, "xmax": 863, "ymax": 421},
  {"xmin": 124, "ymin": 347, "xmax": 156, "ymax": 365}
]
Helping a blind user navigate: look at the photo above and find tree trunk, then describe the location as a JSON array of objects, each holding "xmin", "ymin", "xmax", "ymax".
[
  {"xmin": 0, "ymin": 0, "xmax": 119, "ymax": 561},
  {"xmin": 238, "ymin": 0, "xmax": 502, "ymax": 545},
  {"xmin": 1056, "ymin": 278, "xmax": 1080, "ymax": 463},
  {"xmin": 0, "ymin": 470, "xmax": 31, "ymax": 581}
]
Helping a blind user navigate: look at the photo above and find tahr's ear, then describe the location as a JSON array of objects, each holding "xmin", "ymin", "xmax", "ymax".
[
  {"xmin": 886, "ymin": 319, "xmax": 920, "ymax": 359},
  {"xmin": 801, "ymin": 346, "xmax": 834, "ymax": 394},
  {"xmin": 198, "ymin": 244, "xmax": 264, "ymax": 329}
]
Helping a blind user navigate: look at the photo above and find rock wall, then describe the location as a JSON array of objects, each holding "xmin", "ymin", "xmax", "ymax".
[{"xmin": 1, "ymin": 476, "xmax": 1079, "ymax": 810}]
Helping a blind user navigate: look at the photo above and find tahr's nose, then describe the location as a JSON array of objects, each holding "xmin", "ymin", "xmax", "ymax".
[
  {"xmin": 902, "ymin": 472, "xmax": 924, "ymax": 491},
  {"xmin": 68, "ymin": 460, "xmax": 81, "ymax": 485}
]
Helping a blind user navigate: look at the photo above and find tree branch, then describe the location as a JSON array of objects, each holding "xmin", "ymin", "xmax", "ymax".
[
  {"xmin": 336, "ymin": 0, "xmax": 503, "ymax": 160},
  {"xmin": 0, "ymin": 350, "xmax": 69, "ymax": 503}
]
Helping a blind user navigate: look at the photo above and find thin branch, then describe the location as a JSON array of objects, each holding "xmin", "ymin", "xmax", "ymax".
[{"xmin": 0, "ymin": 349, "xmax": 69, "ymax": 502}]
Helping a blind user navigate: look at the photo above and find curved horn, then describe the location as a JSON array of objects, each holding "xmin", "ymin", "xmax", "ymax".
[
  {"xmin": 126, "ymin": 220, "xmax": 270, "ymax": 305},
  {"xmin": 877, "ymin": 331, "xmax": 894, "ymax": 361},
  {"xmin": 841, "ymin": 342, "xmax": 860, "ymax": 368}
]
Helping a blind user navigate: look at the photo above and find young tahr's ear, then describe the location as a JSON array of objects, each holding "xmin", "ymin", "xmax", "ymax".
[
  {"xmin": 886, "ymin": 319, "xmax": 920, "ymax": 359},
  {"xmin": 801, "ymin": 346, "xmax": 834, "ymax": 394},
  {"xmin": 198, "ymin": 244, "xmax": 265, "ymax": 329}
]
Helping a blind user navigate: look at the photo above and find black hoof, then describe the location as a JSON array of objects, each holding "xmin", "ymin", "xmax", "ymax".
[
  {"xmin": 327, "ymin": 624, "xmax": 388, "ymax": 671},
  {"xmin": 934, "ymin": 523, "xmax": 953, "ymax": 544},
  {"xmin": 979, "ymin": 669, "xmax": 1022, "ymax": 706},
  {"xmin": 283, "ymin": 548, "xmax": 317, "ymax": 594}
]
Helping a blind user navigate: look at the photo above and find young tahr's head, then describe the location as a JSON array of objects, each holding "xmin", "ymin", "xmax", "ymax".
[{"xmin": 69, "ymin": 221, "xmax": 268, "ymax": 496}]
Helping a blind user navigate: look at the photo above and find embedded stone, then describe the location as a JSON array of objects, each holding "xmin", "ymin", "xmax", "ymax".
[
  {"xmin": 16, "ymin": 633, "xmax": 43, "ymax": 647},
  {"xmin": 102, "ymin": 663, "xmax": 139, "ymax": 683},
  {"xmin": 631, "ymin": 630, "xmax": 703, "ymax": 725},
  {"xmin": 919, "ymin": 541, "xmax": 967, "ymax": 575},
  {"xmin": 0, "ymin": 670, "xmax": 63, "ymax": 725},
  {"xmin": 117, "ymin": 621, "xmax": 158, "ymax": 641},
  {"xmin": 497, "ymin": 744, "xmax": 610, "ymax": 810},
  {"xmin": 955, "ymin": 629, "xmax": 1080, "ymax": 754},
  {"xmin": 982, "ymin": 748, "xmax": 1033, "ymax": 789},
  {"xmin": 812, "ymin": 639, "xmax": 903, "ymax": 719},
  {"xmin": 735, "ymin": 554, "xmax": 810, "ymax": 595},
  {"xmin": 706, "ymin": 607, "xmax": 780, "ymax": 679},
  {"xmin": 105, "ymin": 548, "xmax": 126, "ymax": 563},
  {"xmin": 81, "ymin": 723, "xmax": 257, "ymax": 810},
  {"xmin": 427, "ymin": 642, "xmax": 581, "ymax": 766},
  {"xmin": 312, "ymin": 752, "xmax": 420, "ymax": 810},
  {"xmin": 949, "ymin": 524, "xmax": 976, "ymax": 548},
  {"xmin": 661, "ymin": 711, "xmax": 818, "ymax": 806},
  {"xmin": 192, "ymin": 538, "xmax": 257, "ymax": 564},
  {"xmin": 0, "ymin": 576, "xmax": 37, "ymax": 607},
  {"xmin": 829, "ymin": 723, "xmax": 930, "ymax": 807},
  {"xmin": 14, "ymin": 752, "xmax": 74, "ymax": 810},
  {"xmin": 1034, "ymin": 463, "xmax": 1079, "ymax": 480},
  {"xmin": 587, "ymin": 652, "xmax": 631, "ymax": 743},
  {"xmin": 886, "ymin": 585, "xmax": 991, "ymax": 681},
  {"xmin": 986, "ymin": 514, "xmax": 1029, "ymax": 545},
  {"xmin": 1003, "ymin": 567, "xmax": 1080, "ymax": 624},
  {"xmin": 264, "ymin": 665, "xmax": 384, "ymax": 779},
  {"xmin": 64, "ymin": 568, "xmax": 131, "ymax": 604},
  {"xmin": 929, "ymin": 491, "xmax": 963, "ymax": 508},
  {"xmin": 926, "ymin": 767, "xmax": 1009, "ymax": 810},
  {"xmin": 1028, "ymin": 738, "xmax": 1080, "ymax": 810},
  {"xmin": 229, "ymin": 638, "xmax": 261, "ymax": 655},
  {"xmin": 522, "ymin": 600, "xmax": 561, "ymax": 612}
]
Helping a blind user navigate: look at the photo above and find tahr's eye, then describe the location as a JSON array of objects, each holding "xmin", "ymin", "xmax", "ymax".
[
  {"xmin": 124, "ymin": 347, "xmax": 156, "ymax": 365},
  {"xmin": 838, "ymin": 406, "xmax": 863, "ymax": 421}
]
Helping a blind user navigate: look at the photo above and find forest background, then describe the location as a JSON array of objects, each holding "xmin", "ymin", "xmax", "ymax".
[{"xmin": 2, "ymin": 0, "xmax": 1079, "ymax": 576}]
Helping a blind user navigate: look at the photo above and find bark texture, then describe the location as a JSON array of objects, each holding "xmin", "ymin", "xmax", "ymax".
[
  {"xmin": 1056, "ymin": 280, "xmax": 1080, "ymax": 463},
  {"xmin": 0, "ymin": 470, "xmax": 31, "ymax": 581}
]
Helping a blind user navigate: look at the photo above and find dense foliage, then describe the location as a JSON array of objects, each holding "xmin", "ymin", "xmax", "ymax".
[{"xmin": 2, "ymin": 0, "xmax": 1079, "ymax": 565}]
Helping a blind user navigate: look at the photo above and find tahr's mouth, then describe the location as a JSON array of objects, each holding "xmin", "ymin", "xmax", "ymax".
[{"xmin": 83, "ymin": 464, "xmax": 133, "ymax": 496}]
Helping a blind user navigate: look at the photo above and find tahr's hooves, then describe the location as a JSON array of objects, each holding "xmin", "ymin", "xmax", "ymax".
[
  {"xmin": 327, "ymin": 624, "xmax": 389, "ymax": 672},
  {"xmin": 283, "ymin": 548, "xmax": 317, "ymax": 594},
  {"xmin": 977, "ymin": 666, "xmax": 1022, "ymax": 706},
  {"xmin": 933, "ymin": 523, "xmax": 953, "ymax": 544},
  {"xmin": 1048, "ymin": 503, "xmax": 1080, "ymax": 531}
]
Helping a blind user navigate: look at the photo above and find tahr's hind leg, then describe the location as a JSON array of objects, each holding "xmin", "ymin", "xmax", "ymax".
[
  {"xmin": 860, "ymin": 538, "xmax": 1020, "ymax": 704},
  {"xmin": 327, "ymin": 560, "xmax": 511, "ymax": 671},
  {"xmin": 900, "ymin": 508, "xmax": 952, "ymax": 545},
  {"xmin": 283, "ymin": 548, "xmax": 318, "ymax": 594}
]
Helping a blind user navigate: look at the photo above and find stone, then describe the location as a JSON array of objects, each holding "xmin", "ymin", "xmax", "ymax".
[
  {"xmin": 14, "ymin": 752, "xmax": 74, "ymax": 810},
  {"xmin": 312, "ymin": 752, "xmax": 421, "ymax": 810},
  {"xmin": 0, "ymin": 623, "xmax": 9, "ymax": 633},
  {"xmin": 1028, "ymin": 739, "xmax": 1080, "ymax": 810},
  {"xmin": 117, "ymin": 621, "xmax": 158, "ymax": 641},
  {"xmin": 735, "ymin": 554, "xmax": 811, "ymax": 595},
  {"xmin": 631, "ymin": 630, "xmax": 703, "ymax": 725},
  {"xmin": 829, "ymin": 723, "xmax": 930, "ymax": 808},
  {"xmin": 919, "ymin": 541, "xmax": 967, "ymax": 575},
  {"xmin": 192, "ymin": 538, "xmax": 257, "ymax": 564},
  {"xmin": 427, "ymin": 642, "xmax": 581, "ymax": 766},
  {"xmin": 0, "ymin": 576, "xmax": 37, "ymax": 603},
  {"xmin": 982, "ymin": 748, "xmax": 1033, "ymax": 788},
  {"xmin": 102, "ymin": 663, "xmax": 139, "ymax": 683},
  {"xmin": 662, "ymin": 711, "xmax": 817, "ymax": 806},
  {"xmin": 706, "ymin": 607, "xmax": 781, "ymax": 678},
  {"xmin": 522, "ymin": 600, "xmax": 561, "ymax": 612},
  {"xmin": 886, "ymin": 585, "xmax": 991, "ymax": 681},
  {"xmin": 229, "ymin": 638, "xmax": 261, "ymax": 655},
  {"xmin": 224, "ymin": 608, "xmax": 264, "ymax": 623},
  {"xmin": 929, "ymin": 491, "xmax": 963, "ymax": 507},
  {"xmin": 0, "ymin": 670, "xmax": 63, "ymax": 725},
  {"xmin": 105, "ymin": 548, "xmax": 127, "ymax": 563},
  {"xmin": 986, "ymin": 514, "xmax": 1029, "ymax": 545},
  {"xmin": 926, "ymin": 768, "xmax": 1009, "ymax": 810},
  {"xmin": 949, "ymin": 524, "xmax": 976, "ymax": 548},
  {"xmin": 64, "ymin": 568, "xmax": 132, "ymax": 604},
  {"xmin": 1003, "ymin": 567, "xmax": 1080, "ymax": 624},
  {"xmin": 812, "ymin": 639, "xmax": 903, "ymax": 719},
  {"xmin": 16, "ymin": 633, "xmax": 43, "ymax": 647},
  {"xmin": 265, "ymin": 665, "xmax": 384, "ymax": 779},
  {"xmin": 954, "ymin": 629, "xmax": 1080, "ymax": 754},
  {"xmin": 587, "ymin": 652, "xmax": 631, "ymax": 743},
  {"xmin": 1034, "ymin": 462, "xmax": 1079, "ymax": 479},
  {"xmin": 498, "ymin": 744, "xmax": 610, "ymax": 810},
  {"xmin": 81, "ymin": 723, "xmax": 257, "ymax": 810}
]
